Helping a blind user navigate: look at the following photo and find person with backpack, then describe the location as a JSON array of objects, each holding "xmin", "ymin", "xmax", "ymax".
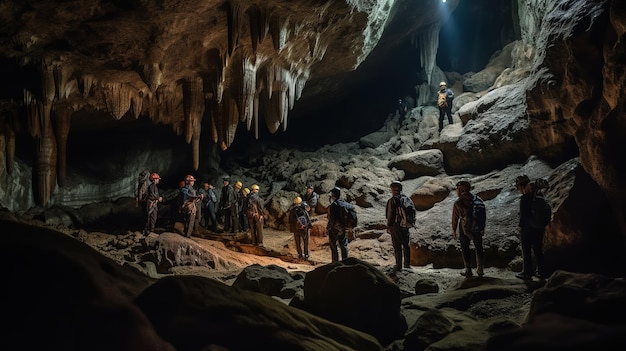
[
  {"xmin": 326, "ymin": 187, "xmax": 349, "ymax": 262},
  {"xmin": 386, "ymin": 181, "xmax": 417, "ymax": 272},
  {"xmin": 514, "ymin": 175, "xmax": 549, "ymax": 280},
  {"xmin": 245, "ymin": 184, "xmax": 264, "ymax": 246},
  {"xmin": 302, "ymin": 184, "xmax": 319, "ymax": 215},
  {"xmin": 198, "ymin": 181, "xmax": 218, "ymax": 231},
  {"xmin": 143, "ymin": 173, "xmax": 163, "ymax": 236},
  {"xmin": 451, "ymin": 180, "xmax": 485, "ymax": 277},
  {"xmin": 289, "ymin": 196, "xmax": 311, "ymax": 260},
  {"xmin": 437, "ymin": 81, "xmax": 454, "ymax": 133}
]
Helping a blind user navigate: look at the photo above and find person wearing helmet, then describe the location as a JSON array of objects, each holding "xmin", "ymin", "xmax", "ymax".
[
  {"xmin": 451, "ymin": 180, "xmax": 486, "ymax": 277},
  {"xmin": 144, "ymin": 172, "xmax": 163, "ymax": 235},
  {"xmin": 437, "ymin": 81, "xmax": 454, "ymax": 133},
  {"xmin": 302, "ymin": 184, "xmax": 319, "ymax": 216},
  {"xmin": 234, "ymin": 181, "xmax": 248, "ymax": 232},
  {"xmin": 290, "ymin": 196, "xmax": 312, "ymax": 260},
  {"xmin": 198, "ymin": 182, "xmax": 218, "ymax": 231},
  {"xmin": 245, "ymin": 184, "xmax": 264, "ymax": 246},
  {"xmin": 514, "ymin": 175, "xmax": 548, "ymax": 280},
  {"xmin": 219, "ymin": 176, "xmax": 238, "ymax": 233},
  {"xmin": 180, "ymin": 174, "xmax": 204, "ymax": 238}
]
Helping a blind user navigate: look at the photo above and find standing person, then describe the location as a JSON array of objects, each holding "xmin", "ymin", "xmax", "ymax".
[
  {"xmin": 326, "ymin": 187, "xmax": 349, "ymax": 262},
  {"xmin": 514, "ymin": 175, "xmax": 548, "ymax": 280},
  {"xmin": 451, "ymin": 180, "xmax": 485, "ymax": 277},
  {"xmin": 219, "ymin": 176, "xmax": 238, "ymax": 233},
  {"xmin": 397, "ymin": 98, "xmax": 408, "ymax": 120},
  {"xmin": 289, "ymin": 196, "xmax": 311, "ymax": 260},
  {"xmin": 199, "ymin": 182, "xmax": 218, "ymax": 231},
  {"xmin": 180, "ymin": 175, "xmax": 203, "ymax": 238},
  {"xmin": 234, "ymin": 180, "xmax": 248, "ymax": 232},
  {"xmin": 143, "ymin": 173, "xmax": 163, "ymax": 235},
  {"xmin": 437, "ymin": 81, "xmax": 454, "ymax": 132},
  {"xmin": 385, "ymin": 181, "xmax": 416, "ymax": 272},
  {"xmin": 302, "ymin": 185, "xmax": 319, "ymax": 215},
  {"xmin": 245, "ymin": 184, "xmax": 264, "ymax": 246}
]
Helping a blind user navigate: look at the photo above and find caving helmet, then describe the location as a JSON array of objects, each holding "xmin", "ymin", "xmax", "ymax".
[
  {"xmin": 185, "ymin": 174, "xmax": 196, "ymax": 182},
  {"xmin": 149, "ymin": 172, "xmax": 161, "ymax": 181},
  {"xmin": 251, "ymin": 184, "xmax": 260, "ymax": 191}
]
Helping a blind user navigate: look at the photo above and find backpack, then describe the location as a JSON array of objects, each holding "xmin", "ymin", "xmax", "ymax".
[
  {"xmin": 136, "ymin": 170, "xmax": 150, "ymax": 203},
  {"xmin": 437, "ymin": 92, "xmax": 448, "ymax": 108},
  {"xmin": 395, "ymin": 195, "xmax": 417, "ymax": 228},
  {"xmin": 294, "ymin": 205, "xmax": 311, "ymax": 230},
  {"xmin": 467, "ymin": 194, "xmax": 486, "ymax": 235},
  {"xmin": 530, "ymin": 193, "xmax": 552, "ymax": 229},
  {"xmin": 337, "ymin": 199, "xmax": 358, "ymax": 229}
]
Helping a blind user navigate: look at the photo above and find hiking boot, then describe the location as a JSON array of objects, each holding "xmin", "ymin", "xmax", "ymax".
[
  {"xmin": 477, "ymin": 265, "xmax": 484, "ymax": 277},
  {"xmin": 460, "ymin": 268, "xmax": 473, "ymax": 277},
  {"xmin": 515, "ymin": 272, "xmax": 532, "ymax": 280}
]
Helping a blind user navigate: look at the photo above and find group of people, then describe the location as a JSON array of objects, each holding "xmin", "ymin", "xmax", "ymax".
[{"xmin": 140, "ymin": 170, "xmax": 548, "ymax": 278}]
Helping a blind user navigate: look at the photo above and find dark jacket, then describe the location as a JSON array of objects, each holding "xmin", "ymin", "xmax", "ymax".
[
  {"xmin": 289, "ymin": 204, "xmax": 311, "ymax": 233},
  {"xmin": 220, "ymin": 184, "xmax": 237, "ymax": 209}
]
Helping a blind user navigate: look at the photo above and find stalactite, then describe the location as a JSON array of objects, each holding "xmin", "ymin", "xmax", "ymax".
[
  {"xmin": 41, "ymin": 61, "xmax": 55, "ymax": 103},
  {"xmin": 415, "ymin": 22, "xmax": 440, "ymax": 84},
  {"xmin": 54, "ymin": 65, "xmax": 76, "ymax": 100},
  {"xmin": 52, "ymin": 107, "xmax": 72, "ymax": 187},
  {"xmin": 269, "ymin": 13, "xmax": 288, "ymax": 52},
  {"xmin": 81, "ymin": 74, "xmax": 96, "ymax": 97},
  {"xmin": 182, "ymin": 77, "xmax": 205, "ymax": 170},
  {"xmin": 131, "ymin": 93, "xmax": 143, "ymax": 119},
  {"xmin": 24, "ymin": 90, "xmax": 40, "ymax": 138},
  {"xmin": 226, "ymin": 1, "xmax": 243, "ymax": 56},
  {"xmin": 103, "ymin": 82, "xmax": 132, "ymax": 120},
  {"xmin": 247, "ymin": 5, "xmax": 269, "ymax": 53}
]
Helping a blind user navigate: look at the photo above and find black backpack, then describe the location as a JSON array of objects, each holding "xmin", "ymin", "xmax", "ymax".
[
  {"xmin": 530, "ymin": 193, "xmax": 552, "ymax": 229},
  {"xmin": 394, "ymin": 194, "xmax": 417, "ymax": 228},
  {"xmin": 294, "ymin": 205, "xmax": 311, "ymax": 230},
  {"xmin": 468, "ymin": 194, "xmax": 486, "ymax": 235},
  {"xmin": 136, "ymin": 170, "xmax": 150, "ymax": 203},
  {"xmin": 336, "ymin": 199, "xmax": 358, "ymax": 229}
]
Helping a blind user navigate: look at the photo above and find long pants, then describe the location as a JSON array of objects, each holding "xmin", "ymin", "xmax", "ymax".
[
  {"xmin": 223, "ymin": 206, "xmax": 239, "ymax": 233},
  {"xmin": 248, "ymin": 215, "xmax": 263, "ymax": 245},
  {"xmin": 520, "ymin": 227, "xmax": 546, "ymax": 276},
  {"xmin": 294, "ymin": 229, "xmax": 310, "ymax": 258},
  {"xmin": 183, "ymin": 204, "xmax": 199, "ymax": 238},
  {"xmin": 390, "ymin": 224, "xmax": 411, "ymax": 269},
  {"xmin": 439, "ymin": 106, "xmax": 453, "ymax": 131},
  {"xmin": 459, "ymin": 229, "xmax": 484, "ymax": 268},
  {"xmin": 145, "ymin": 204, "xmax": 158, "ymax": 232},
  {"xmin": 239, "ymin": 210, "xmax": 249, "ymax": 231},
  {"xmin": 204, "ymin": 202, "xmax": 217, "ymax": 230},
  {"xmin": 328, "ymin": 228, "xmax": 348, "ymax": 262}
]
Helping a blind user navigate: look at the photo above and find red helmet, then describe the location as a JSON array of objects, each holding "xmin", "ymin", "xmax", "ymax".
[
  {"xmin": 149, "ymin": 173, "xmax": 161, "ymax": 180},
  {"xmin": 185, "ymin": 174, "xmax": 196, "ymax": 182}
]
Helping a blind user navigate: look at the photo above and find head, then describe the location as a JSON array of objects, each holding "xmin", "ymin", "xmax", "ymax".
[
  {"xmin": 251, "ymin": 184, "xmax": 260, "ymax": 192},
  {"xmin": 293, "ymin": 196, "xmax": 302, "ymax": 205},
  {"xmin": 390, "ymin": 181, "xmax": 402, "ymax": 195},
  {"xmin": 515, "ymin": 175, "xmax": 531, "ymax": 193},
  {"xmin": 149, "ymin": 173, "xmax": 161, "ymax": 182},
  {"xmin": 439, "ymin": 81, "xmax": 447, "ymax": 91},
  {"xmin": 223, "ymin": 176, "xmax": 230, "ymax": 185},
  {"xmin": 178, "ymin": 180, "xmax": 185, "ymax": 189},
  {"xmin": 306, "ymin": 185, "xmax": 314, "ymax": 194},
  {"xmin": 202, "ymin": 182, "xmax": 209, "ymax": 189},
  {"xmin": 235, "ymin": 181, "xmax": 243, "ymax": 190},
  {"xmin": 330, "ymin": 187, "xmax": 341, "ymax": 200},
  {"xmin": 456, "ymin": 180, "xmax": 471, "ymax": 196},
  {"xmin": 185, "ymin": 174, "xmax": 196, "ymax": 185},
  {"xmin": 243, "ymin": 188, "xmax": 250, "ymax": 196},
  {"xmin": 460, "ymin": 191, "xmax": 473, "ymax": 205}
]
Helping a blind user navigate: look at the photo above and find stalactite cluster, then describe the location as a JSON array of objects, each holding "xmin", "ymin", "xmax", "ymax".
[{"xmin": 0, "ymin": 0, "xmax": 391, "ymax": 207}]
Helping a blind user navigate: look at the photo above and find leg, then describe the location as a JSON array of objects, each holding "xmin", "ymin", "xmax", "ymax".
[
  {"xmin": 438, "ymin": 109, "xmax": 445, "ymax": 132},
  {"xmin": 230, "ymin": 206, "xmax": 239, "ymax": 233},
  {"xmin": 474, "ymin": 235, "xmax": 485, "ymax": 276},
  {"xmin": 223, "ymin": 208, "xmax": 231, "ymax": 232},
  {"xmin": 390, "ymin": 226, "xmax": 403, "ymax": 270},
  {"xmin": 328, "ymin": 230, "xmax": 339, "ymax": 262},
  {"xmin": 459, "ymin": 232, "xmax": 473, "ymax": 276},
  {"xmin": 338, "ymin": 231, "xmax": 349, "ymax": 260},
  {"xmin": 303, "ymin": 229, "xmax": 310, "ymax": 259},
  {"xmin": 446, "ymin": 107, "xmax": 453, "ymax": 124},
  {"xmin": 401, "ymin": 228, "xmax": 411, "ymax": 268},
  {"xmin": 294, "ymin": 231, "xmax": 303, "ymax": 257},
  {"xmin": 517, "ymin": 228, "xmax": 534, "ymax": 278},
  {"xmin": 532, "ymin": 228, "xmax": 547, "ymax": 277},
  {"xmin": 256, "ymin": 216, "xmax": 263, "ymax": 245}
]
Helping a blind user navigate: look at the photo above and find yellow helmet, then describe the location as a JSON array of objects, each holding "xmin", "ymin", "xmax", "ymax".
[
  {"xmin": 235, "ymin": 181, "xmax": 243, "ymax": 189},
  {"xmin": 251, "ymin": 184, "xmax": 260, "ymax": 191},
  {"xmin": 439, "ymin": 81, "xmax": 447, "ymax": 87},
  {"xmin": 293, "ymin": 196, "xmax": 302, "ymax": 204},
  {"xmin": 243, "ymin": 188, "xmax": 250, "ymax": 195}
]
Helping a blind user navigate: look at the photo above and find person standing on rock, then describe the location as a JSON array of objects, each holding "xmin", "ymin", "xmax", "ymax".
[
  {"xmin": 180, "ymin": 175, "xmax": 203, "ymax": 238},
  {"xmin": 245, "ymin": 184, "xmax": 264, "ymax": 246},
  {"xmin": 514, "ymin": 175, "xmax": 548, "ymax": 280},
  {"xmin": 326, "ymin": 187, "xmax": 349, "ymax": 262},
  {"xmin": 437, "ymin": 81, "xmax": 454, "ymax": 133},
  {"xmin": 290, "ymin": 196, "xmax": 312, "ymax": 260},
  {"xmin": 198, "ymin": 181, "xmax": 218, "ymax": 231},
  {"xmin": 451, "ymin": 180, "xmax": 485, "ymax": 277},
  {"xmin": 144, "ymin": 172, "xmax": 163, "ymax": 235},
  {"xmin": 385, "ymin": 181, "xmax": 416, "ymax": 272}
]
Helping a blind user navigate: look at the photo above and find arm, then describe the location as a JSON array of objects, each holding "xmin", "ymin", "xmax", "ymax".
[{"xmin": 451, "ymin": 201, "xmax": 460, "ymax": 240}]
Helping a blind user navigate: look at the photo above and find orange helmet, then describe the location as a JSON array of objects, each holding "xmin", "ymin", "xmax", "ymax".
[
  {"xmin": 185, "ymin": 174, "xmax": 196, "ymax": 182},
  {"xmin": 149, "ymin": 173, "xmax": 161, "ymax": 180}
]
